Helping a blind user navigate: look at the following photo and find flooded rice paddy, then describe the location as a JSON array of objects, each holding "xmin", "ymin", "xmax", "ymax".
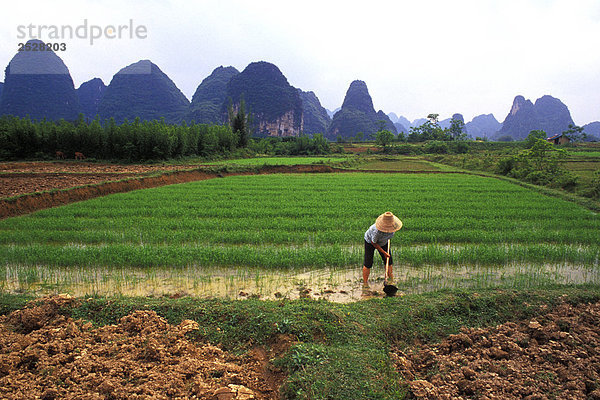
[{"xmin": 2, "ymin": 263, "xmax": 598, "ymax": 302}]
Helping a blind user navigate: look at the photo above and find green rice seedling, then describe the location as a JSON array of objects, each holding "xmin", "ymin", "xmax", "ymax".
[{"xmin": 1, "ymin": 173, "xmax": 599, "ymax": 296}]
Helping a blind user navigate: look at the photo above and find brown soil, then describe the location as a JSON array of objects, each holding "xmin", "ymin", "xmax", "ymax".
[
  {"xmin": 0, "ymin": 296, "xmax": 285, "ymax": 399},
  {"xmin": 394, "ymin": 299, "xmax": 600, "ymax": 399},
  {"xmin": 0, "ymin": 161, "xmax": 198, "ymax": 199},
  {"xmin": 0, "ymin": 173, "xmax": 141, "ymax": 198},
  {"xmin": 0, "ymin": 161, "xmax": 194, "ymax": 174}
]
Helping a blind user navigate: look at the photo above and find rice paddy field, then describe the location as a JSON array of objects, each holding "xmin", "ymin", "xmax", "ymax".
[
  {"xmin": 1, "ymin": 171, "xmax": 598, "ymax": 299},
  {"xmin": 564, "ymin": 150, "xmax": 600, "ymax": 178},
  {"xmin": 204, "ymin": 156, "xmax": 349, "ymax": 166}
]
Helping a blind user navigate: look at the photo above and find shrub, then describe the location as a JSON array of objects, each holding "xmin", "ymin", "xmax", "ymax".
[
  {"xmin": 383, "ymin": 144, "xmax": 420, "ymax": 155},
  {"xmin": 450, "ymin": 141, "xmax": 470, "ymax": 154},
  {"xmin": 496, "ymin": 156, "xmax": 516, "ymax": 175},
  {"xmin": 424, "ymin": 141, "xmax": 448, "ymax": 154},
  {"xmin": 550, "ymin": 172, "xmax": 578, "ymax": 191},
  {"xmin": 524, "ymin": 170, "xmax": 553, "ymax": 186}
]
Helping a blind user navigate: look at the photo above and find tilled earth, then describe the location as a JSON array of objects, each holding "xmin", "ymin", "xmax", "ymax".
[
  {"xmin": 0, "ymin": 296, "xmax": 282, "ymax": 399},
  {"xmin": 393, "ymin": 299, "xmax": 600, "ymax": 399},
  {"xmin": 0, "ymin": 162, "xmax": 196, "ymax": 198}
]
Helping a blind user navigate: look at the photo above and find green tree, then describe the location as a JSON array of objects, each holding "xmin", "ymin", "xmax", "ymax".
[
  {"xmin": 375, "ymin": 129, "xmax": 395, "ymax": 147},
  {"xmin": 311, "ymin": 134, "xmax": 330, "ymax": 154},
  {"xmin": 427, "ymin": 113, "xmax": 439, "ymax": 124},
  {"xmin": 448, "ymin": 117, "xmax": 467, "ymax": 141},
  {"xmin": 228, "ymin": 98, "xmax": 251, "ymax": 148},
  {"xmin": 525, "ymin": 130, "xmax": 547, "ymax": 148},
  {"xmin": 525, "ymin": 138, "xmax": 566, "ymax": 172},
  {"xmin": 408, "ymin": 114, "xmax": 449, "ymax": 142},
  {"xmin": 563, "ymin": 124, "xmax": 586, "ymax": 142}
]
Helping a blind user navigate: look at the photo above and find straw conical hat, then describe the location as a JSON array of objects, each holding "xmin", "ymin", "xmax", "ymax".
[{"xmin": 375, "ymin": 212, "xmax": 403, "ymax": 233}]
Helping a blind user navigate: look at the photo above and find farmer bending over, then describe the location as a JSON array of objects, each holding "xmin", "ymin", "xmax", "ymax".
[{"xmin": 363, "ymin": 211, "xmax": 403, "ymax": 287}]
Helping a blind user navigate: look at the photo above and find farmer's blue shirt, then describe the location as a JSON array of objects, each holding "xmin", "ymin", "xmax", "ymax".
[{"xmin": 364, "ymin": 223, "xmax": 395, "ymax": 246}]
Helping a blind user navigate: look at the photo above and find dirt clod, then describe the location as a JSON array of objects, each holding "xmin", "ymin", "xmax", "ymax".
[
  {"xmin": 394, "ymin": 301, "xmax": 600, "ymax": 400},
  {"xmin": 0, "ymin": 297, "xmax": 279, "ymax": 399}
]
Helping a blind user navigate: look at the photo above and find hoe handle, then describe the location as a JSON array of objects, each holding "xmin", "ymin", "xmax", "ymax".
[{"xmin": 384, "ymin": 239, "xmax": 390, "ymax": 281}]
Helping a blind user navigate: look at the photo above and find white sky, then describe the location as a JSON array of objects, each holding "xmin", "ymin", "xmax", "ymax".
[{"xmin": 1, "ymin": 0, "xmax": 599, "ymax": 124}]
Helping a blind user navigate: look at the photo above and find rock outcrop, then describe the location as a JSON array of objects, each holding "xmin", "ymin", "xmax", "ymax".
[
  {"xmin": 187, "ymin": 66, "xmax": 239, "ymax": 124},
  {"xmin": 327, "ymin": 80, "xmax": 396, "ymax": 139},
  {"xmin": 77, "ymin": 78, "xmax": 106, "ymax": 119},
  {"xmin": 298, "ymin": 89, "xmax": 331, "ymax": 135},
  {"xmin": 0, "ymin": 39, "xmax": 80, "ymax": 121},
  {"xmin": 98, "ymin": 60, "xmax": 190, "ymax": 124},
  {"xmin": 465, "ymin": 114, "xmax": 502, "ymax": 139},
  {"xmin": 225, "ymin": 61, "xmax": 303, "ymax": 136},
  {"xmin": 497, "ymin": 95, "xmax": 574, "ymax": 140}
]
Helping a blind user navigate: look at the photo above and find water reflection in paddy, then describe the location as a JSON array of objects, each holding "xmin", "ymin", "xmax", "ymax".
[{"xmin": 2, "ymin": 263, "xmax": 598, "ymax": 302}]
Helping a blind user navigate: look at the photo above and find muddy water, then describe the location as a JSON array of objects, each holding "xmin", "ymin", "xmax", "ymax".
[{"xmin": 2, "ymin": 263, "xmax": 599, "ymax": 302}]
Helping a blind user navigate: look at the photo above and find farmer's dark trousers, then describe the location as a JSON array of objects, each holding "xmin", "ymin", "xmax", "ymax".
[{"xmin": 363, "ymin": 240, "xmax": 393, "ymax": 268}]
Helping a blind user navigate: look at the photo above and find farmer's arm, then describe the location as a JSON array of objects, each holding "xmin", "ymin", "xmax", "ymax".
[{"xmin": 371, "ymin": 242, "xmax": 390, "ymax": 259}]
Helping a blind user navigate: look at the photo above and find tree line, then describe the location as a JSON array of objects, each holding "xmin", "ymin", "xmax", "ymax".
[{"xmin": 0, "ymin": 113, "xmax": 331, "ymax": 161}]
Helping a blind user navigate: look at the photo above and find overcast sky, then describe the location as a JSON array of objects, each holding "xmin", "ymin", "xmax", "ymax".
[{"xmin": 1, "ymin": 0, "xmax": 599, "ymax": 125}]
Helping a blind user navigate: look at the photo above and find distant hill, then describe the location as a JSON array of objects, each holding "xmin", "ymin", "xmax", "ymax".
[
  {"xmin": 583, "ymin": 122, "xmax": 600, "ymax": 141},
  {"xmin": 0, "ymin": 82, "xmax": 3, "ymax": 98},
  {"xmin": 412, "ymin": 118, "xmax": 427, "ymax": 127},
  {"xmin": 298, "ymin": 89, "xmax": 331, "ymax": 135},
  {"xmin": 394, "ymin": 122, "xmax": 408, "ymax": 134},
  {"xmin": 439, "ymin": 114, "xmax": 465, "ymax": 130},
  {"xmin": 465, "ymin": 114, "xmax": 501, "ymax": 139},
  {"xmin": 397, "ymin": 116, "xmax": 413, "ymax": 129},
  {"xmin": 225, "ymin": 61, "xmax": 303, "ymax": 136},
  {"xmin": 77, "ymin": 78, "xmax": 106, "ymax": 119},
  {"xmin": 327, "ymin": 80, "xmax": 396, "ymax": 140},
  {"xmin": 0, "ymin": 39, "xmax": 79, "ymax": 121},
  {"xmin": 326, "ymin": 108, "xmax": 340, "ymax": 119},
  {"xmin": 496, "ymin": 95, "xmax": 574, "ymax": 141},
  {"xmin": 387, "ymin": 112, "xmax": 399, "ymax": 123},
  {"xmin": 98, "ymin": 60, "xmax": 190, "ymax": 124},
  {"xmin": 439, "ymin": 117, "xmax": 451, "ymax": 129},
  {"xmin": 534, "ymin": 95, "xmax": 575, "ymax": 136},
  {"xmin": 376, "ymin": 110, "xmax": 397, "ymax": 133},
  {"xmin": 187, "ymin": 66, "xmax": 239, "ymax": 124}
]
